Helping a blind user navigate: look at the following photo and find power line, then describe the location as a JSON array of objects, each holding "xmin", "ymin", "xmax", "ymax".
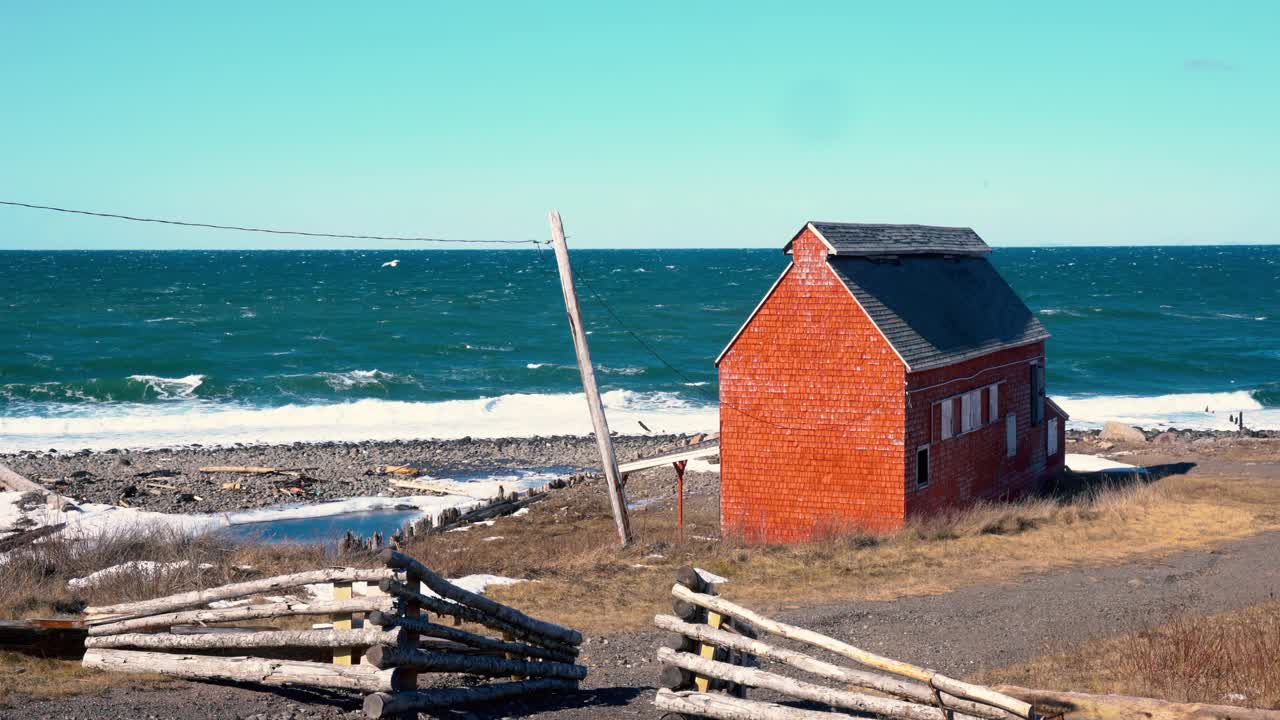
[{"xmin": 0, "ymin": 200, "xmax": 546, "ymax": 246}]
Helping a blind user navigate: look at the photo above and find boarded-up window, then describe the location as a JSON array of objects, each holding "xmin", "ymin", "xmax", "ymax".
[
  {"xmin": 1047, "ymin": 417, "xmax": 1059, "ymax": 456},
  {"xmin": 1031, "ymin": 363, "xmax": 1046, "ymax": 426},
  {"xmin": 1006, "ymin": 413, "xmax": 1017, "ymax": 457},
  {"xmin": 988, "ymin": 384, "xmax": 999, "ymax": 421},
  {"xmin": 960, "ymin": 393, "xmax": 974, "ymax": 433},
  {"xmin": 969, "ymin": 390, "xmax": 982, "ymax": 430},
  {"xmin": 941, "ymin": 400, "xmax": 953, "ymax": 440}
]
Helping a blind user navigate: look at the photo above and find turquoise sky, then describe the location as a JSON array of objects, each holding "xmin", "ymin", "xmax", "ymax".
[{"xmin": 1, "ymin": 2, "xmax": 1276, "ymax": 249}]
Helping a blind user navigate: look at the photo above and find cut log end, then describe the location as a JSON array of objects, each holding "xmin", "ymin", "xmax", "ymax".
[{"xmin": 660, "ymin": 664, "xmax": 695, "ymax": 690}]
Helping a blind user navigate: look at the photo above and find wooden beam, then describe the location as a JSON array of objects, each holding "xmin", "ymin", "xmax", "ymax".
[
  {"xmin": 660, "ymin": 647, "xmax": 985, "ymax": 720},
  {"xmin": 363, "ymin": 678, "xmax": 577, "ymax": 718},
  {"xmin": 382, "ymin": 549, "xmax": 582, "ymax": 646},
  {"xmin": 87, "ymin": 597, "xmax": 392, "ymax": 636},
  {"xmin": 368, "ymin": 610, "xmax": 575, "ymax": 664},
  {"xmin": 547, "ymin": 209, "xmax": 632, "ymax": 546},
  {"xmin": 82, "ymin": 648, "xmax": 404, "ymax": 692},
  {"xmin": 364, "ymin": 645, "xmax": 587, "ymax": 681},
  {"xmin": 655, "ymin": 688, "xmax": 861, "ymax": 720},
  {"xmin": 85, "ymin": 627, "xmax": 396, "ymax": 650},
  {"xmin": 332, "ymin": 580, "xmax": 356, "ymax": 665},
  {"xmin": 671, "ymin": 583, "xmax": 1035, "ymax": 719},
  {"xmin": 654, "ymin": 615, "xmax": 1009, "ymax": 720}
]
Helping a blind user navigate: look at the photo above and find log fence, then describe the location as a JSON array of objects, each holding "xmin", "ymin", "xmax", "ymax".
[
  {"xmin": 655, "ymin": 566, "xmax": 1038, "ymax": 720},
  {"xmin": 80, "ymin": 549, "xmax": 585, "ymax": 718}
]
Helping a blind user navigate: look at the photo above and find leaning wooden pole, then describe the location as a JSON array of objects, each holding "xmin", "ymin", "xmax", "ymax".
[{"xmin": 547, "ymin": 209, "xmax": 632, "ymax": 546}]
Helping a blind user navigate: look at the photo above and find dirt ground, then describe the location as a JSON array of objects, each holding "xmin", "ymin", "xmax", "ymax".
[{"xmin": 3, "ymin": 435, "xmax": 1280, "ymax": 719}]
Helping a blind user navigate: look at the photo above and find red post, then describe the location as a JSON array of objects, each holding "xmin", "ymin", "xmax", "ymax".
[{"xmin": 674, "ymin": 460, "xmax": 687, "ymax": 543}]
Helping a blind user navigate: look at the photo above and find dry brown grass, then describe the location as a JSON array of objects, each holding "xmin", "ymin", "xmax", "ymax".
[
  {"xmin": 0, "ymin": 526, "xmax": 378, "ymax": 619},
  {"xmin": 980, "ymin": 602, "xmax": 1280, "ymax": 709},
  {"xmin": 404, "ymin": 468, "xmax": 1280, "ymax": 635},
  {"xmin": 0, "ymin": 650, "xmax": 176, "ymax": 703}
]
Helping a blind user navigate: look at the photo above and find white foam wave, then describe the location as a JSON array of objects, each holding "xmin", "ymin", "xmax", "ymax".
[
  {"xmin": 0, "ymin": 390, "xmax": 719, "ymax": 452},
  {"xmin": 315, "ymin": 369, "xmax": 401, "ymax": 391},
  {"xmin": 526, "ymin": 363, "xmax": 550, "ymax": 369},
  {"xmin": 126, "ymin": 374, "xmax": 205, "ymax": 400},
  {"xmin": 1054, "ymin": 390, "xmax": 1278, "ymax": 431}
]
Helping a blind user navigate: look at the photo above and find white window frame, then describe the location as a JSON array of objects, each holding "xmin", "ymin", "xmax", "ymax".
[
  {"xmin": 1006, "ymin": 413, "xmax": 1017, "ymax": 457},
  {"xmin": 960, "ymin": 392, "xmax": 975, "ymax": 433},
  {"xmin": 940, "ymin": 399, "xmax": 953, "ymax": 440},
  {"xmin": 988, "ymin": 384, "xmax": 999, "ymax": 421},
  {"xmin": 1047, "ymin": 417, "xmax": 1059, "ymax": 456}
]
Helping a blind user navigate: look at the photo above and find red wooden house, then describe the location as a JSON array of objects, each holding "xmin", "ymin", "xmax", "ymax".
[{"xmin": 716, "ymin": 222, "xmax": 1067, "ymax": 542}]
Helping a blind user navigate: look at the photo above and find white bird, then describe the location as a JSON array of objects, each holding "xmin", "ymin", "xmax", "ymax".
[{"xmin": 381, "ymin": 259, "xmax": 400, "ymax": 268}]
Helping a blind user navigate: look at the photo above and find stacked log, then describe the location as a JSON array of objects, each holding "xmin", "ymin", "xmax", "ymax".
[
  {"xmin": 78, "ymin": 551, "xmax": 587, "ymax": 718},
  {"xmin": 654, "ymin": 567, "xmax": 1038, "ymax": 720}
]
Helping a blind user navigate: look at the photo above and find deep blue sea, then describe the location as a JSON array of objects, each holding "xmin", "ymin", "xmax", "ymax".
[{"xmin": 2, "ymin": 247, "xmax": 1278, "ymax": 451}]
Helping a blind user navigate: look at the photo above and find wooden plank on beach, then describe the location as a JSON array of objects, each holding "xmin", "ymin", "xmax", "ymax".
[{"xmin": 389, "ymin": 478, "xmax": 493, "ymax": 498}]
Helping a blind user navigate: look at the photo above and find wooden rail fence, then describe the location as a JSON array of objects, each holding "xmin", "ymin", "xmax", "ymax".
[{"xmin": 80, "ymin": 549, "xmax": 585, "ymax": 717}]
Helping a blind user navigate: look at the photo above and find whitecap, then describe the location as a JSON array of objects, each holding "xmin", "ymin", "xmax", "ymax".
[{"xmin": 126, "ymin": 374, "xmax": 205, "ymax": 400}]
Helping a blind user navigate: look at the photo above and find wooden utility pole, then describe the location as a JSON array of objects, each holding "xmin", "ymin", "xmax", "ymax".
[{"xmin": 547, "ymin": 210, "xmax": 632, "ymax": 546}]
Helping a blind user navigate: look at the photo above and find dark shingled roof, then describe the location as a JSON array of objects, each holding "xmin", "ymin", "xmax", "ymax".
[
  {"xmin": 829, "ymin": 255, "xmax": 1048, "ymax": 371},
  {"xmin": 806, "ymin": 222, "xmax": 990, "ymax": 256}
]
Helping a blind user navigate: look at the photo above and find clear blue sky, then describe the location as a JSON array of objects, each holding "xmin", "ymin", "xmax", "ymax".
[{"xmin": 1, "ymin": 2, "xmax": 1276, "ymax": 249}]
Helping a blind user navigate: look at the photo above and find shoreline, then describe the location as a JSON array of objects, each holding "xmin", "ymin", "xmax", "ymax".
[{"xmin": 0, "ymin": 434, "xmax": 704, "ymax": 516}]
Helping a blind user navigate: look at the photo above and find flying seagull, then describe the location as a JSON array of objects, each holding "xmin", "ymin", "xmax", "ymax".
[{"xmin": 381, "ymin": 259, "xmax": 400, "ymax": 268}]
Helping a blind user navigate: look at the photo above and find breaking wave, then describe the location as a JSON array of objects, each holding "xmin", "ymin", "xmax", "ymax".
[{"xmin": 0, "ymin": 390, "xmax": 718, "ymax": 452}]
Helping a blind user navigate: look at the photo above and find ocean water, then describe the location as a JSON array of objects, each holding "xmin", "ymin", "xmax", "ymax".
[{"xmin": 1, "ymin": 247, "xmax": 1277, "ymax": 451}]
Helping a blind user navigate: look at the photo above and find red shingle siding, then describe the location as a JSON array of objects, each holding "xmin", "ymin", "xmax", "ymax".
[
  {"xmin": 718, "ymin": 230, "xmax": 906, "ymax": 542},
  {"xmin": 904, "ymin": 342, "xmax": 1064, "ymax": 516}
]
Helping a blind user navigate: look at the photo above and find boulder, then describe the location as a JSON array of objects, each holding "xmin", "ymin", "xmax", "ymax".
[
  {"xmin": 1152, "ymin": 431, "xmax": 1182, "ymax": 445},
  {"xmin": 1101, "ymin": 421, "xmax": 1147, "ymax": 444}
]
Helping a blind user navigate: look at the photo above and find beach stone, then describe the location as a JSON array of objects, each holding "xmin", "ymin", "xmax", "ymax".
[
  {"xmin": 1101, "ymin": 421, "xmax": 1146, "ymax": 444},
  {"xmin": 1153, "ymin": 431, "xmax": 1182, "ymax": 445}
]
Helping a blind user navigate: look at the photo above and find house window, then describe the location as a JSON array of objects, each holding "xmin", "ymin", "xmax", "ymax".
[
  {"xmin": 1006, "ymin": 413, "xmax": 1017, "ymax": 457},
  {"xmin": 988, "ymin": 384, "xmax": 999, "ymax": 421},
  {"xmin": 916, "ymin": 446, "xmax": 930, "ymax": 489},
  {"xmin": 940, "ymin": 400, "xmax": 953, "ymax": 440},
  {"xmin": 960, "ymin": 393, "xmax": 974, "ymax": 433},
  {"xmin": 1047, "ymin": 417, "xmax": 1059, "ymax": 456},
  {"xmin": 1031, "ymin": 363, "xmax": 1046, "ymax": 426}
]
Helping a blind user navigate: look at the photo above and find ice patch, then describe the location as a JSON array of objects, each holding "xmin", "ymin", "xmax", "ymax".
[
  {"xmin": 68, "ymin": 560, "xmax": 215, "ymax": 590},
  {"xmin": 1064, "ymin": 454, "xmax": 1142, "ymax": 473}
]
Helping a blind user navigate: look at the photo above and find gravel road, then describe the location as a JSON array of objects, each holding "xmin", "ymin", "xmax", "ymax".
[{"xmin": 8, "ymin": 529, "xmax": 1279, "ymax": 720}]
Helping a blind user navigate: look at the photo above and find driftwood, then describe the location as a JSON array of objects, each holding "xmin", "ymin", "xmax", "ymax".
[
  {"xmin": 82, "ymin": 648, "xmax": 405, "ymax": 692},
  {"xmin": 364, "ymin": 645, "xmax": 587, "ymax": 681},
  {"xmin": 659, "ymin": 647, "xmax": 984, "ymax": 720},
  {"xmin": 198, "ymin": 466, "xmax": 311, "ymax": 475},
  {"xmin": 0, "ymin": 462, "xmax": 64, "ymax": 509},
  {"xmin": 363, "ymin": 678, "xmax": 578, "ymax": 718},
  {"xmin": 654, "ymin": 615, "xmax": 1006, "ymax": 720},
  {"xmin": 88, "ymin": 597, "xmax": 392, "ymax": 636},
  {"xmin": 368, "ymin": 610, "xmax": 575, "ymax": 664},
  {"xmin": 86, "ymin": 626, "xmax": 396, "ymax": 650},
  {"xmin": 0, "ymin": 523, "xmax": 66, "ymax": 553},
  {"xmin": 672, "ymin": 583, "xmax": 1033, "ymax": 719},
  {"xmin": 377, "ymin": 578, "xmax": 577, "ymax": 656},
  {"xmin": 84, "ymin": 567, "xmax": 393, "ymax": 620},
  {"xmin": 995, "ymin": 685, "xmax": 1280, "ymax": 720},
  {"xmin": 655, "ymin": 688, "xmax": 853, "ymax": 719},
  {"xmin": 382, "ymin": 550, "xmax": 582, "ymax": 646}
]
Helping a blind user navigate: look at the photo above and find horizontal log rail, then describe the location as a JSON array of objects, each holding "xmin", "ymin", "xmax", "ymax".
[
  {"xmin": 82, "ymin": 648, "xmax": 406, "ymax": 692},
  {"xmin": 88, "ymin": 597, "xmax": 392, "ymax": 636},
  {"xmin": 654, "ymin": 615, "xmax": 1008, "ymax": 720},
  {"xmin": 86, "ymin": 626, "xmax": 396, "ymax": 651},
  {"xmin": 671, "ymin": 583, "xmax": 1034, "ymax": 719},
  {"xmin": 377, "ymin": 578, "xmax": 577, "ymax": 656},
  {"xmin": 382, "ymin": 550, "xmax": 582, "ymax": 646},
  {"xmin": 655, "ymin": 688, "xmax": 856, "ymax": 719},
  {"xmin": 994, "ymin": 685, "xmax": 1280, "ymax": 720},
  {"xmin": 659, "ymin": 647, "xmax": 985, "ymax": 720},
  {"xmin": 364, "ymin": 645, "xmax": 587, "ymax": 681},
  {"xmin": 368, "ymin": 610, "xmax": 575, "ymax": 664},
  {"xmin": 85, "ymin": 567, "xmax": 394, "ymax": 621},
  {"xmin": 363, "ymin": 678, "xmax": 578, "ymax": 718}
]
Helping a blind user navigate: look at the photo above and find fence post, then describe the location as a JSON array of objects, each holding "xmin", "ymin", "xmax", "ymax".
[{"xmin": 333, "ymin": 581, "xmax": 356, "ymax": 665}]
